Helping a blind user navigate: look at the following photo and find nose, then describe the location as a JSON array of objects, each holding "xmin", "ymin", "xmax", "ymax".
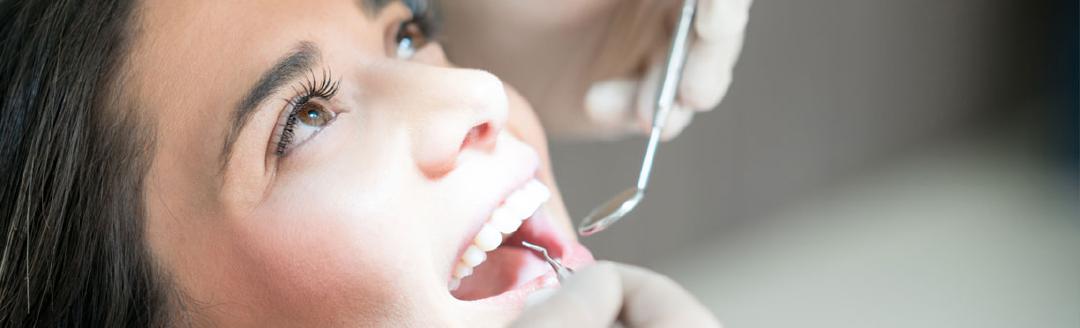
[
  {"xmin": 414, "ymin": 70, "xmax": 507, "ymax": 177},
  {"xmin": 382, "ymin": 47, "xmax": 509, "ymax": 178}
]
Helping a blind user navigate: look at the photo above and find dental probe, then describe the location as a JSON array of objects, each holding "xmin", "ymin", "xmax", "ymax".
[
  {"xmin": 578, "ymin": 0, "xmax": 698, "ymax": 236},
  {"xmin": 520, "ymin": 241, "xmax": 574, "ymax": 282}
]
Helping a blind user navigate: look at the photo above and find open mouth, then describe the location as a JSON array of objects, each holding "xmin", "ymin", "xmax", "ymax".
[{"xmin": 448, "ymin": 179, "xmax": 572, "ymax": 301}]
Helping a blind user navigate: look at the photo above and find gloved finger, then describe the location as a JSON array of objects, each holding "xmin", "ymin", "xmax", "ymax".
[
  {"xmin": 678, "ymin": 36, "xmax": 741, "ymax": 111},
  {"xmin": 615, "ymin": 263, "xmax": 722, "ymax": 327},
  {"xmin": 660, "ymin": 105, "xmax": 695, "ymax": 141},
  {"xmin": 585, "ymin": 79, "xmax": 643, "ymax": 137},
  {"xmin": 636, "ymin": 52, "xmax": 695, "ymax": 140},
  {"xmin": 695, "ymin": 0, "xmax": 752, "ymax": 42},
  {"xmin": 509, "ymin": 262, "xmax": 624, "ymax": 328},
  {"xmin": 678, "ymin": 0, "xmax": 751, "ymax": 111},
  {"xmin": 634, "ymin": 51, "xmax": 665, "ymax": 133}
]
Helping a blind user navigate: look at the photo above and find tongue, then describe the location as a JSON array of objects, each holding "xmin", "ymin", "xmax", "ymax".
[{"xmin": 451, "ymin": 245, "xmax": 550, "ymax": 300}]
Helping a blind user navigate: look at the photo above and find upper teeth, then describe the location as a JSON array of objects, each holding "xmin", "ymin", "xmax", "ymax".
[{"xmin": 449, "ymin": 179, "xmax": 551, "ymax": 291}]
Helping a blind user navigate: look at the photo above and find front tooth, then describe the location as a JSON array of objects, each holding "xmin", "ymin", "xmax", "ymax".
[
  {"xmin": 523, "ymin": 179, "xmax": 542, "ymax": 193},
  {"xmin": 533, "ymin": 181, "xmax": 551, "ymax": 201},
  {"xmin": 503, "ymin": 191, "xmax": 529, "ymax": 211},
  {"xmin": 449, "ymin": 278, "xmax": 461, "ymax": 291},
  {"xmin": 524, "ymin": 181, "xmax": 550, "ymax": 205},
  {"xmin": 491, "ymin": 207, "xmax": 523, "ymax": 234},
  {"xmin": 453, "ymin": 263, "xmax": 474, "ymax": 279},
  {"xmin": 474, "ymin": 224, "xmax": 503, "ymax": 251},
  {"xmin": 462, "ymin": 245, "xmax": 487, "ymax": 267},
  {"xmin": 525, "ymin": 179, "xmax": 544, "ymax": 193},
  {"xmin": 509, "ymin": 194, "xmax": 540, "ymax": 220}
]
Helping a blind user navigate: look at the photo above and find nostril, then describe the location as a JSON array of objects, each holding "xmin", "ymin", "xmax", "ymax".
[{"xmin": 460, "ymin": 122, "xmax": 494, "ymax": 151}]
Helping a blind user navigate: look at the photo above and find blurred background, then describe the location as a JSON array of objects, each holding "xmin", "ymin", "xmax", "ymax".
[{"xmin": 544, "ymin": 0, "xmax": 1077, "ymax": 327}]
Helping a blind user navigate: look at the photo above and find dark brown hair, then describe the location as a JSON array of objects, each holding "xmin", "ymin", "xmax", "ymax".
[{"xmin": 0, "ymin": 0, "xmax": 173, "ymax": 326}]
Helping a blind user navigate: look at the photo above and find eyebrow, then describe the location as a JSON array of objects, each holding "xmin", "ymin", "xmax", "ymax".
[{"xmin": 363, "ymin": 0, "xmax": 397, "ymax": 14}]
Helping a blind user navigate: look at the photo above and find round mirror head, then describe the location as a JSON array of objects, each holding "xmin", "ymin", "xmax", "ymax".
[{"xmin": 577, "ymin": 188, "xmax": 644, "ymax": 236}]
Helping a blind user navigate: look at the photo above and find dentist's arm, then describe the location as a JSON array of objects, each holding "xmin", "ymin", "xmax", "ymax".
[{"xmin": 509, "ymin": 261, "xmax": 721, "ymax": 328}]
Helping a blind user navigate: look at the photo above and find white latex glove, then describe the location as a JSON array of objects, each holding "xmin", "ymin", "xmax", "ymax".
[
  {"xmin": 509, "ymin": 261, "xmax": 721, "ymax": 328},
  {"xmin": 584, "ymin": 0, "xmax": 752, "ymax": 140}
]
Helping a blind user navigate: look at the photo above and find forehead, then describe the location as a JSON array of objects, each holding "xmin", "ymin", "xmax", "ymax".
[{"xmin": 129, "ymin": 0, "xmax": 375, "ymax": 103}]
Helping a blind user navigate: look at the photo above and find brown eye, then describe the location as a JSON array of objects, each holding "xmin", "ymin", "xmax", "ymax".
[
  {"xmin": 395, "ymin": 21, "xmax": 428, "ymax": 59},
  {"xmin": 296, "ymin": 102, "xmax": 333, "ymax": 127}
]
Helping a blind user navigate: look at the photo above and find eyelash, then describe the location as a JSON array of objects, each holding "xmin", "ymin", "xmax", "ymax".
[{"xmin": 274, "ymin": 70, "xmax": 340, "ymax": 156}]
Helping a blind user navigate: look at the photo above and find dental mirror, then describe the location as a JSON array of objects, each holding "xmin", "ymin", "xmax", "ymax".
[{"xmin": 578, "ymin": 0, "xmax": 696, "ymax": 236}]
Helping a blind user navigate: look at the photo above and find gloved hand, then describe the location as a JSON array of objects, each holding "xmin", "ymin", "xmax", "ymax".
[
  {"xmin": 439, "ymin": 0, "xmax": 752, "ymax": 140},
  {"xmin": 584, "ymin": 0, "xmax": 752, "ymax": 140},
  {"xmin": 509, "ymin": 261, "xmax": 721, "ymax": 328}
]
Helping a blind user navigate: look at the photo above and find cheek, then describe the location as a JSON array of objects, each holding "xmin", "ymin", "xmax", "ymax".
[
  {"xmin": 237, "ymin": 201, "xmax": 418, "ymax": 320},
  {"xmin": 505, "ymin": 86, "xmax": 548, "ymax": 154},
  {"xmin": 227, "ymin": 151, "xmax": 440, "ymax": 322}
]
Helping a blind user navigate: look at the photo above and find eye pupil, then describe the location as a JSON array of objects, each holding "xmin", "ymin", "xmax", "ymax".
[
  {"xmin": 396, "ymin": 22, "xmax": 427, "ymax": 59},
  {"xmin": 297, "ymin": 103, "xmax": 331, "ymax": 126}
]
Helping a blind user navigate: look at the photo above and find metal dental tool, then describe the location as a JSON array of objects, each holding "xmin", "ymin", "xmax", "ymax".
[
  {"xmin": 578, "ymin": 0, "xmax": 698, "ymax": 236},
  {"xmin": 521, "ymin": 241, "xmax": 574, "ymax": 282}
]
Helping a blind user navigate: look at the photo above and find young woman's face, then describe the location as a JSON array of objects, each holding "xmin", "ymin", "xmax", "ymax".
[{"xmin": 132, "ymin": 0, "xmax": 593, "ymax": 326}]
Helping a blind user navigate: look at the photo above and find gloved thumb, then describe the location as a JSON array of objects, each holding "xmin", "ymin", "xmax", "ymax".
[
  {"xmin": 509, "ymin": 261, "xmax": 721, "ymax": 328},
  {"xmin": 510, "ymin": 262, "xmax": 623, "ymax": 328}
]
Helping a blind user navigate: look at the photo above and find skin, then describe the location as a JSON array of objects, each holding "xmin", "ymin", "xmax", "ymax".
[{"xmin": 133, "ymin": 0, "xmax": 579, "ymax": 326}]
